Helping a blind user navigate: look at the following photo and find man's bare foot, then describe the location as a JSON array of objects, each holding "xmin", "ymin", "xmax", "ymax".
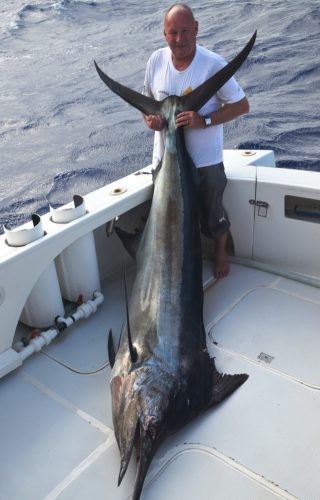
[
  {"xmin": 214, "ymin": 232, "xmax": 229, "ymax": 279},
  {"xmin": 214, "ymin": 247, "xmax": 230, "ymax": 279}
]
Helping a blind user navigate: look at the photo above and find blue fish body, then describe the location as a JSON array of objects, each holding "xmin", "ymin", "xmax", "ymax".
[{"xmin": 95, "ymin": 31, "xmax": 256, "ymax": 500}]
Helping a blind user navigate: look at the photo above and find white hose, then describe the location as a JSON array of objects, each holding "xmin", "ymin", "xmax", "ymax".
[{"xmin": 14, "ymin": 291, "xmax": 104, "ymax": 363}]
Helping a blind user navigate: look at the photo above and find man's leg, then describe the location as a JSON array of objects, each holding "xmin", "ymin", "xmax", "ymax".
[
  {"xmin": 196, "ymin": 163, "xmax": 230, "ymax": 279},
  {"xmin": 214, "ymin": 231, "xmax": 229, "ymax": 279}
]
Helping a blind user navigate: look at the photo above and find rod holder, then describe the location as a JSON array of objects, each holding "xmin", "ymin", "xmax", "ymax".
[
  {"xmin": 4, "ymin": 214, "xmax": 65, "ymax": 328},
  {"xmin": 50, "ymin": 195, "xmax": 101, "ymax": 302}
]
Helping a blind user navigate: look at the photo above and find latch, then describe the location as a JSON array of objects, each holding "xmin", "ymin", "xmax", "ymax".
[{"xmin": 249, "ymin": 199, "xmax": 269, "ymax": 217}]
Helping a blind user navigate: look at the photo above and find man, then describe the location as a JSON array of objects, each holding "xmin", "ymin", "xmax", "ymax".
[{"xmin": 143, "ymin": 4, "xmax": 249, "ymax": 279}]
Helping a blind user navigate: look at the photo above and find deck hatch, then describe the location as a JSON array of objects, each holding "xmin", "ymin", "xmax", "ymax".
[{"xmin": 207, "ymin": 285, "xmax": 320, "ymax": 387}]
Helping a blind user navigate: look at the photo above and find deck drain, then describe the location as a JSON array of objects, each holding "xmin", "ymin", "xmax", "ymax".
[
  {"xmin": 109, "ymin": 187, "xmax": 127, "ymax": 196},
  {"xmin": 242, "ymin": 150, "xmax": 256, "ymax": 156},
  {"xmin": 258, "ymin": 352, "xmax": 274, "ymax": 364}
]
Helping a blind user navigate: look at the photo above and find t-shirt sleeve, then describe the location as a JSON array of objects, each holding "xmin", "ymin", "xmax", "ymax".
[
  {"xmin": 216, "ymin": 61, "xmax": 246, "ymax": 103},
  {"xmin": 218, "ymin": 75, "xmax": 246, "ymax": 103},
  {"xmin": 143, "ymin": 56, "xmax": 154, "ymax": 98}
]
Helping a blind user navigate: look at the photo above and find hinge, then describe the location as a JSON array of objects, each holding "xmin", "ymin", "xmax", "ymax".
[{"xmin": 249, "ymin": 199, "xmax": 269, "ymax": 217}]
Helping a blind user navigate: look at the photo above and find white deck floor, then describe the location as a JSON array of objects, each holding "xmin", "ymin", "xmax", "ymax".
[{"xmin": 2, "ymin": 262, "xmax": 320, "ymax": 499}]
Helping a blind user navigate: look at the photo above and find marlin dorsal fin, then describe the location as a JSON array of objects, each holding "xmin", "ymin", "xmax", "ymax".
[
  {"xmin": 124, "ymin": 267, "xmax": 138, "ymax": 364},
  {"xmin": 108, "ymin": 329, "xmax": 116, "ymax": 368}
]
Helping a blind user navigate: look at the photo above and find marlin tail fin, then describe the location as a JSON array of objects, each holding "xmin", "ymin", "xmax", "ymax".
[
  {"xmin": 94, "ymin": 31, "xmax": 257, "ymax": 116},
  {"xmin": 180, "ymin": 31, "xmax": 257, "ymax": 112}
]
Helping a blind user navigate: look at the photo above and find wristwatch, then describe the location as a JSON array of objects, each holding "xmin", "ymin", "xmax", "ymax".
[{"xmin": 204, "ymin": 115, "xmax": 212, "ymax": 127}]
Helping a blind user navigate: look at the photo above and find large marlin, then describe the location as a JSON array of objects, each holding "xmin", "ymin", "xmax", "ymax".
[{"xmin": 95, "ymin": 31, "xmax": 256, "ymax": 500}]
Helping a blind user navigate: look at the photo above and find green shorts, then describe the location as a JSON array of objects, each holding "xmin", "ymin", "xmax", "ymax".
[{"xmin": 195, "ymin": 162, "xmax": 230, "ymax": 239}]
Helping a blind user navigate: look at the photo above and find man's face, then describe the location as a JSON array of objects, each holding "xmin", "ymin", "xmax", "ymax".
[{"xmin": 164, "ymin": 9, "xmax": 198, "ymax": 63}]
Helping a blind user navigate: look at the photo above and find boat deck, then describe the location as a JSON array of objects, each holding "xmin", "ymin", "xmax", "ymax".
[{"xmin": 2, "ymin": 262, "xmax": 320, "ymax": 500}]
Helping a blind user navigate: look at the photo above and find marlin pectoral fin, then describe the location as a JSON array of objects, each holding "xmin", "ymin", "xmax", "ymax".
[
  {"xmin": 209, "ymin": 365, "xmax": 248, "ymax": 407},
  {"xmin": 108, "ymin": 329, "xmax": 116, "ymax": 368},
  {"xmin": 180, "ymin": 30, "xmax": 257, "ymax": 112},
  {"xmin": 94, "ymin": 60, "xmax": 162, "ymax": 116},
  {"xmin": 115, "ymin": 226, "xmax": 141, "ymax": 260}
]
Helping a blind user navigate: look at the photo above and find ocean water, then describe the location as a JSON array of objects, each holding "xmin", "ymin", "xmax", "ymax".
[{"xmin": 0, "ymin": 0, "xmax": 319, "ymax": 231}]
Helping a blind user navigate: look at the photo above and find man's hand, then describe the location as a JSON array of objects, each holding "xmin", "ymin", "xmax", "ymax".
[
  {"xmin": 175, "ymin": 111, "xmax": 205, "ymax": 129},
  {"xmin": 175, "ymin": 98, "xmax": 249, "ymax": 129},
  {"xmin": 143, "ymin": 114, "xmax": 166, "ymax": 131}
]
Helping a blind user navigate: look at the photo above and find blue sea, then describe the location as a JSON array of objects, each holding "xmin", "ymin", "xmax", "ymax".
[{"xmin": 0, "ymin": 0, "xmax": 319, "ymax": 231}]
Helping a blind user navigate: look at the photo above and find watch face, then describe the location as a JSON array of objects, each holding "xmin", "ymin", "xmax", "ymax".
[{"xmin": 205, "ymin": 117, "xmax": 211, "ymax": 126}]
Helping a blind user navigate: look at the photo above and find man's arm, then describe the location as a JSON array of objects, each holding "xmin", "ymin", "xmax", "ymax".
[
  {"xmin": 208, "ymin": 96, "xmax": 249, "ymax": 125},
  {"xmin": 175, "ymin": 96, "xmax": 249, "ymax": 129},
  {"xmin": 142, "ymin": 96, "xmax": 249, "ymax": 130}
]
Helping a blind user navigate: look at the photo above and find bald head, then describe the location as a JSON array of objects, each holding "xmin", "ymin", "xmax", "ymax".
[
  {"xmin": 164, "ymin": 4, "xmax": 196, "ymax": 24},
  {"xmin": 163, "ymin": 4, "xmax": 198, "ymax": 69}
]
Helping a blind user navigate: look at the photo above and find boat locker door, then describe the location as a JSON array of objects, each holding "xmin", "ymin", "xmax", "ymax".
[
  {"xmin": 224, "ymin": 164, "xmax": 257, "ymax": 259},
  {"xmin": 252, "ymin": 167, "xmax": 320, "ymax": 277}
]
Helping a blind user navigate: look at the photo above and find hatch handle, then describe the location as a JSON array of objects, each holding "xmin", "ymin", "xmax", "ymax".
[{"xmin": 249, "ymin": 199, "xmax": 269, "ymax": 217}]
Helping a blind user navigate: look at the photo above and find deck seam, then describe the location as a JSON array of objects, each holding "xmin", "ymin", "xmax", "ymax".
[
  {"xmin": 145, "ymin": 443, "xmax": 298, "ymax": 499},
  {"xmin": 208, "ymin": 340, "xmax": 320, "ymax": 390},
  {"xmin": 43, "ymin": 439, "xmax": 115, "ymax": 500},
  {"xmin": 20, "ymin": 369, "xmax": 114, "ymax": 435}
]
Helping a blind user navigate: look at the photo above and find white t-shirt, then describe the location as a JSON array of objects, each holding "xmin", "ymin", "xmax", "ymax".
[{"xmin": 143, "ymin": 44, "xmax": 246, "ymax": 167}]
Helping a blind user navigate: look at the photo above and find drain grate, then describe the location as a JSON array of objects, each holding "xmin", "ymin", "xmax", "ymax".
[{"xmin": 258, "ymin": 352, "xmax": 274, "ymax": 364}]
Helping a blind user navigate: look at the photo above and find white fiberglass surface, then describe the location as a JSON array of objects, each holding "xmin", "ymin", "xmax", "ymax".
[
  {"xmin": 1, "ymin": 263, "xmax": 320, "ymax": 499},
  {"xmin": 206, "ymin": 265, "xmax": 320, "ymax": 387}
]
